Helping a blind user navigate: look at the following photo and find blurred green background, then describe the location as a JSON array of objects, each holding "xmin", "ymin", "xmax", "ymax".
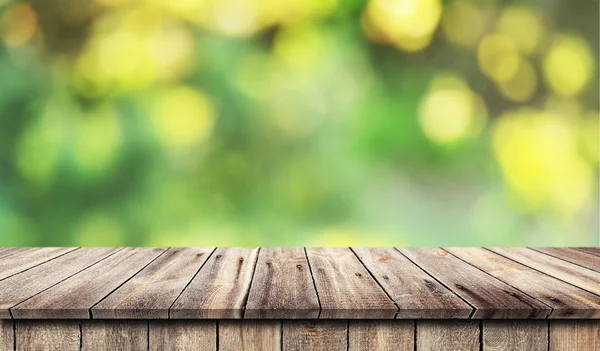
[{"xmin": 0, "ymin": 0, "xmax": 598, "ymax": 247}]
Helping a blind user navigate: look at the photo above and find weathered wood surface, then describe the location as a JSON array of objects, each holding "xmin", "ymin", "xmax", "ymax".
[
  {"xmin": 245, "ymin": 248, "xmax": 319, "ymax": 319},
  {"xmin": 0, "ymin": 320, "xmax": 13, "ymax": 351},
  {"xmin": 353, "ymin": 247, "xmax": 472, "ymax": 319},
  {"xmin": 398, "ymin": 247, "xmax": 550, "ymax": 318},
  {"xmin": 348, "ymin": 320, "xmax": 414, "ymax": 351},
  {"xmin": 305, "ymin": 248, "xmax": 397, "ymax": 318},
  {"xmin": 483, "ymin": 321, "xmax": 548, "ymax": 351},
  {"xmin": 220, "ymin": 320, "xmax": 281, "ymax": 351},
  {"xmin": 416, "ymin": 320, "xmax": 479, "ymax": 351},
  {"xmin": 93, "ymin": 248, "xmax": 214, "ymax": 319},
  {"xmin": 171, "ymin": 247, "xmax": 259, "ymax": 318},
  {"xmin": 12, "ymin": 248, "xmax": 165, "ymax": 318},
  {"xmin": 150, "ymin": 320, "xmax": 216, "ymax": 351},
  {"xmin": 575, "ymin": 247, "xmax": 600, "ymax": 257},
  {"xmin": 283, "ymin": 321, "xmax": 347, "ymax": 351},
  {"xmin": 15, "ymin": 320, "xmax": 79, "ymax": 351},
  {"xmin": 550, "ymin": 320, "xmax": 599, "ymax": 351},
  {"xmin": 0, "ymin": 247, "xmax": 599, "ymax": 319},
  {"xmin": 446, "ymin": 247, "xmax": 600, "ymax": 318},
  {"xmin": 81, "ymin": 320, "xmax": 147, "ymax": 351}
]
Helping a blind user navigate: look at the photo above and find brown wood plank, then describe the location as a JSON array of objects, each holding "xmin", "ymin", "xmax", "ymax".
[
  {"xmin": 92, "ymin": 247, "xmax": 215, "ymax": 319},
  {"xmin": 489, "ymin": 247, "xmax": 600, "ymax": 295},
  {"xmin": 150, "ymin": 320, "xmax": 216, "ymax": 351},
  {"xmin": 0, "ymin": 248, "xmax": 120, "ymax": 319},
  {"xmin": 0, "ymin": 320, "xmax": 12, "ymax": 351},
  {"xmin": 305, "ymin": 248, "xmax": 397, "ymax": 319},
  {"xmin": 353, "ymin": 247, "xmax": 472, "ymax": 319},
  {"xmin": 483, "ymin": 321, "xmax": 548, "ymax": 351},
  {"xmin": 0, "ymin": 247, "xmax": 77, "ymax": 281},
  {"xmin": 575, "ymin": 248, "xmax": 600, "ymax": 257},
  {"xmin": 245, "ymin": 247, "xmax": 319, "ymax": 319},
  {"xmin": 219, "ymin": 321, "xmax": 280, "ymax": 351},
  {"xmin": 416, "ymin": 321, "xmax": 479, "ymax": 351},
  {"xmin": 398, "ymin": 248, "xmax": 550, "ymax": 318},
  {"xmin": 170, "ymin": 247, "xmax": 259, "ymax": 319},
  {"xmin": 12, "ymin": 247, "xmax": 166, "ymax": 318},
  {"xmin": 532, "ymin": 248, "xmax": 600, "ymax": 272},
  {"xmin": 16, "ymin": 320, "xmax": 79, "ymax": 351},
  {"xmin": 283, "ymin": 320, "xmax": 346, "ymax": 351},
  {"xmin": 348, "ymin": 320, "xmax": 413, "ymax": 351},
  {"xmin": 446, "ymin": 247, "xmax": 600, "ymax": 319},
  {"xmin": 81, "ymin": 320, "xmax": 147, "ymax": 351},
  {"xmin": 550, "ymin": 320, "xmax": 600, "ymax": 351}
]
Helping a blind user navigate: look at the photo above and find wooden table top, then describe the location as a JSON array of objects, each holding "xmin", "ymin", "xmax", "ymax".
[{"xmin": 0, "ymin": 247, "xmax": 598, "ymax": 320}]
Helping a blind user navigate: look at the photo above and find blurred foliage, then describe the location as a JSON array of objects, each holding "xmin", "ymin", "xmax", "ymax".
[{"xmin": 0, "ymin": 0, "xmax": 598, "ymax": 246}]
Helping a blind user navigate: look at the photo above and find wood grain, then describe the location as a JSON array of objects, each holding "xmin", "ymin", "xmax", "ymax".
[
  {"xmin": 574, "ymin": 248, "xmax": 600, "ymax": 257},
  {"xmin": 532, "ymin": 248, "xmax": 600, "ymax": 272},
  {"xmin": 170, "ymin": 247, "xmax": 259, "ymax": 319},
  {"xmin": 305, "ymin": 248, "xmax": 397, "ymax": 319},
  {"xmin": 245, "ymin": 247, "xmax": 319, "ymax": 319},
  {"xmin": 349, "ymin": 320, "xmax": 414, "ymax": 351},
  {"xmin": 489, "ymin": 247, "xmax": 600, "ymax": 295},
  {"xmin": 483, "ymin": 321, "xmax": 548, "ymax": 351},
  {"xmin": 416, "ymin": 321, "xmax": 479, "ymax": 351},
  {"xmin": 16, "ymin": 320, "xmax": 79, "ymax": 351},
  {"xmin": 0, "ymin": 248, "xmax": 36, "ymax": 260},
  {"xmin": 446, "ymin": 247, "xmax": 600, "ymax": 318},
  {"xmin": 93, "ymin": 247, "xmax": 214, "ymax": 319},
  {"xmin": 550, "ymin": 320, "xmax": 600, "ymax": 351},
  {"xmin": 0, "ymin": 247, "xmax": 77, "ymax": 281},
  {"xmin": 0, "ymin": 248, "xmax": 120, "ymax": 319},
  {"xmin": 219, "ymin": 321, "xmax": 280, "ymax": 351},
  {"xmin": 0, "ymin": 320, "xmax": 12, "ymax": 351},
  {"xmin": 283, "ymin": 320, "xmax": 346, "ymax": 351},
  {"xmin": 398, "ymin": 248, "xmax": 550, "ymax": 319},
  {"xmin": 353, "ymin": 247, "xmax": 472, "ymax": 319},
  {"xmin": 82, "ymin": 320, "xmax": 147, "ymax": 351},
  {"xmin": 12, "ymin": 248, "xmax": 166, "ymax": 318},
  {"xmin": 150, "ymin": 320, "xmax": 216, "ymax": 351}
]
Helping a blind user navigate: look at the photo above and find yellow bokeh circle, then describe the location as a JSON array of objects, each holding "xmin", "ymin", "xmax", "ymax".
[{"xmin": 477, "ymin": 33, "xmax": 520, "ymax": 82}]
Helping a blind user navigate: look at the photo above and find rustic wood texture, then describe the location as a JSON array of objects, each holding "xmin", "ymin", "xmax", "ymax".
[
  {"xmin": 93, "ymin": 247, "xmax": 214, "ymax": 319},
  {"xmin": 416, "ymin": 321, "xmax": 479, "ymax": 351},
  {"xmin": 219, "ymin": 321, "xmax": 280, "ymax": 351},
  {"xmin": 171, "ymin": 248, "xmax": 259, "ymax": 319},
  {"xmin": 82, "ymin": 320, "xmax": 147, "ymax": 351},
  {"xmin": 306, "ymin": 248, "xmax": 397, "ymax": 318},
  {"xmin": 352, "ymin": 247, "xmax": 472, "ymax": 319},
  {"xmin": 12, "ymin": 248, "xmax": 166, "ymax": 318},
  {"xmin": 550, "ymin": 320, "xmax": 600, "ymax": 351},
  {"xmin": 532, "ymin": 248, "xmax": 600, "ymax": 272},
  {"xmin": 490, "ymin": 247, "xmax": 600, "ymax": 295},
  {"xmin": 0, "ymin": 247, "xmax": 76, "ymax": 281},
  {"xmin": 575, "ymin": 248, "xmax": 600, "ymax": 257},
  {"xmin": 150, "ymin": 320, "xmax": 216, "ymax": 351},
  {"xmin": 16, "ymin": 320, "xmax": 79, "ymax": 351},
  {"xmin": 245, "ymin": 248, "xmax": 319, "ymax": 319},
  {"xmin": 348, "ymin": 320, "xmax": 414, "ymax": 351},
  {"xmin": 0, "ymin": 320, "xmax": 13, "ymax": 351},
  {"xmin": 483, "ymin": 321, "xmax": 548, "ymax": 351},
  {"xmin": 446, "ymin": 247, "xmax": 600, "ymax": 318},
  {"xmin": 0, "ymin": 248, "xmax": 37, "ymax": 260},
  {"xmin": 283, "ymin": 320, "xmax": 347, "ymax": 351},
  {"xmin": 398, "ymin": 247, "xmax": 550, "ymax": 318},
  {"xmin": 0, "ymin": 248, "xmax": 120, "ymax": 319}
]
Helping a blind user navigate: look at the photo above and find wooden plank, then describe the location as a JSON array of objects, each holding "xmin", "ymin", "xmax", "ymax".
[
  {"xmin": 574, "ymin": 248, "xmax": 600, "ymax": 257},
  {"xmin": 170, "ymin": 247, "xmax": 259, "ymax": 319},
  {"xmin": 283, "ymin": 320, "xmax": 346, "ymax": 351},
  {"xmin": 550, "ymin": 320, "xmax": 600, "ymax": 351},
  {"xmin": 446, "ymin": 247, "xmax": 600, "ymax": 319},
  {"xmin": 219, "ymin": 320, "xmax": 280, "ymax": 351},
  {"xmin": 0, "ymin": 320, "xmax": 12, "ymax": 351},
  {"xmin": 0, "ymin": 248, "xmax": 120, "ymax": 319},
  {"xmin": 348, "ymin": 320, "xmax": 413, "ymax": 351},
  {"xmin": 0, "ymin": 247, "xmax": 77, "ymax": 281},
  {"xmin": 245, "ymin": 247, "xmax": 319, "ymax": 319},
  {"xmin": 397, "ymin": 248, "xmax": 550, "ymax": 318},
  {"xmin": 0, "ymin": 248, "xmax": 36, "ymax": 260},
  {"xmin": 416, "ymin": 321, "xmax": 479, "ymax": 351},
  {"xmin": 16, "ymin": 320, "xmax": 79, "ymax": 351},
  {"xmin": 82, "ymin": 320, "xmax": 147, "ymax": 351},
  {"xmin": 489, "ymin": 247, "xmax": 600, "ymax": 295},
  {"xmin": 353, "ymin": 247, "xmax": 472, "ymax": 319},
  {"xmin": 12, "ymin": 247, "xmax": 166, "ymax": 318},
  {"xmin": 149, "ymin": 320, "xmax": 216, "ymax": 351},
  {"xmin": 532, "ymin": 248, "xmax": 600, "ymax": 272},
  {"xmin": 305, "ymin": 248, "xmax": 397, "ymax": 319},
  {"xmin": 483, "ymin": 321, "xmax": 548, "ymax": 351},
  {"xmin": 92, "ymin": 247, "xmax": 215, "ymax": 319}
]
